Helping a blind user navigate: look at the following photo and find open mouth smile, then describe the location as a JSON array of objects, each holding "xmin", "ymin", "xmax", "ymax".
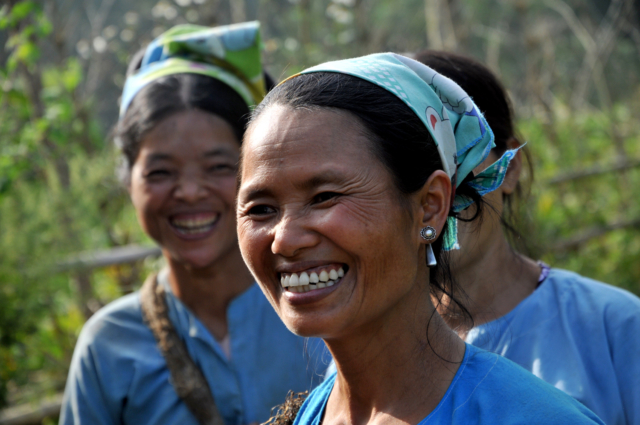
[
  {"xmin": 280, "ymin": 265, "xmax": 347, "ymax": 293},
  {"xmin": 169, "ymin": 213, "xmax": 220, "ymax": 236}
]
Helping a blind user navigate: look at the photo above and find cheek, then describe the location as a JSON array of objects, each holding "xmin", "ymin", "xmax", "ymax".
[
  {"xmin": 237, "ymin": 220, "xmax": 271, "ymax": 278},
  {"xmin": 129, "ymin": 181, "xmax": 172, "ymax": 234},
  {"xmin": 214, "ymin": 177, "xmax": 239, "ymax": 209},
  {"xmin": 130, "ymin": 184, "xmax": 154, "ymax": 220},
  {"xmin": 322, "ymin": 201, "xmax": 415, "ymax": 273},
  {"xmin": 328, "ymin": 196, "xmax": 410, "ymax": 243},
  {"xmin": 131, "ymin": 184, "xmax": 163, "ymax": 214}
]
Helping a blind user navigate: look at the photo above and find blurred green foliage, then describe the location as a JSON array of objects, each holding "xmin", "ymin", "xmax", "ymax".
[
  {"xmin": 522, "ymin": 100, "xmax": 640, "ymax": 294},
  {"xmin": 0, "ymin": 0, "xmax": 148, "ymax": 408},
  {"xmin": 0, "ymin": 0, "xmax": 638, "ymax": 413}
]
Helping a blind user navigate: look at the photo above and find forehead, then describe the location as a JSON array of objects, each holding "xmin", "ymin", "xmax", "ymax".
[
  {"xmin": 242, "ymin": 105, "xmax": 373, "ymax": 174},
  {"xmin": 138, "ymin": 110, "xmax": 240, "ymax": 158}
]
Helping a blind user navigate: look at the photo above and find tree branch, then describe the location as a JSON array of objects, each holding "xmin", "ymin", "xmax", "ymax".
[
  {"xmin": 550, "ymin": 217, "xmax": 640, "ymax": 252},
  {"xmin": 545, "ymin": 157, "xmax": 640, "ymax": 184}
]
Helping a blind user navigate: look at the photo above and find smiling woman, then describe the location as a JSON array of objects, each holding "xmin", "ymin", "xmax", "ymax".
[
  {"xmin": 60, "ymin": 23, "xmax": 329, "ymax": 425},
  {"xmin": 128, "ymin": 111, "xmax": 241, "ymax": 270},
  {"xmin": 237, "ymin": 54, "xmax": 604, "ymax": 425}
]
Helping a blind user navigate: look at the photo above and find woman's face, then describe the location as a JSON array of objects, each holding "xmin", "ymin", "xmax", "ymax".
[
  {"xmin": 237, "ymin": 106, "xmax": 428, "ymax": 338},
  {"xmin": 129, "ymin": 109, "xmax": 241, "ymax": 269}
]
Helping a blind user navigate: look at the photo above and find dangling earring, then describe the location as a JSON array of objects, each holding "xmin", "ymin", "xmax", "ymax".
[
  {"xmin": 421, "ymin": 226, "xmax": 437, "ymax": 267},
  {"xmin": 426, "ymin": 244, "xmax": 437, "ymax": 267}
]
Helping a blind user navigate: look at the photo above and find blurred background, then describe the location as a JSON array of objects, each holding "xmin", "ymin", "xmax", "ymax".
[{"xmin": 0, "ymin": 0, "xmax": 639, "ymax": 422}]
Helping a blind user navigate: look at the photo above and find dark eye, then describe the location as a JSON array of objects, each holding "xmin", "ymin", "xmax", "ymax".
[
  {"xmin": 145, "ymin": 169, "xmax": 171, "ymax": 179},
  {"xmin": 247, "ymin": 205, "xmax": 276, "ymax": 217},
  {"xmin": 208, "ymin": 164, "xmax": 236, "ymax": 174},
  {"xmin": 313, "ymin": 192, "xmax": 340, "ymax": 204}
]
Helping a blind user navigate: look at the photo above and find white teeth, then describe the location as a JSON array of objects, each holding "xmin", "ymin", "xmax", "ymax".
[
  {"xmin": 282, "ymin": 267, "xmax": 346, "ymax": 292},
  {"xmin": 172, "ymin": 215, "xmax": 218, "ymax": 230}
]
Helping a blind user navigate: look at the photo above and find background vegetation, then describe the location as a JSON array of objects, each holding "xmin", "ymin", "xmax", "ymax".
[{"xmin": 0, "ymin": 0, "xmax": 639, "ymax": 419}]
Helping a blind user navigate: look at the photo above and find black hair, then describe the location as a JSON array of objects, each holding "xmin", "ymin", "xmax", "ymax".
[
  {"xmin": 248, "ymin": 72, "xmax": 482, "ymax": 328},
  {"xmin": 114, "ymin": 48, "xmax": 275, "ymax": 184},
  {"xmin": 413, "ymin": 50, "xmax": 534, "ymax": 253}
]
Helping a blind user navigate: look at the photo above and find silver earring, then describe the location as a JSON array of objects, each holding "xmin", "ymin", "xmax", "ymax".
[
  {"xmin": 420, "ymin": 226, "xmax": 436, "ymax": 241},
  {"xmin": 427, "ymin": 244, "xmax": 437, "ymax": 267}
]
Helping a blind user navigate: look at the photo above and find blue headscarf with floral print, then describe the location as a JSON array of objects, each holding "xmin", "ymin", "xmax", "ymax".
[{"xmin": 291, "ymin": 53, "xmax": 520, "ymax": 250}]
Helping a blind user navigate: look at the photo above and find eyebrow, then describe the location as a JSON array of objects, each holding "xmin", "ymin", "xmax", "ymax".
[
  {"xmin": 145, "ymin": 148, "xmax": 237, "ymax": 165},
  {"xmin": 203, "ymin": 148, "xmax": 237, "ymax": 159},
  {"xmin": 145, "ymin": 153, "xmax": 172, "ymax": 164},
  {"xmin": 295, "ymin": 171, "xmax": 347, "ymax": 192},
  {"xmin": 240, "ymin": 170, "xmax": 348, "ymax": 203}
]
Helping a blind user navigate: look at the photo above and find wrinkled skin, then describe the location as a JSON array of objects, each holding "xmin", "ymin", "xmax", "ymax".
[{"xmin": 237, "ymin": 105, "xmax": 463, "ymax": 425}]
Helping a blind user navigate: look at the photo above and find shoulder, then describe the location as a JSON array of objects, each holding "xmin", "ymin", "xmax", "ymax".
[
  {"xmin": 62, "ymin": 292, "xmax": 159, "ymax": 424},
  {"xmin": 545, "ymin": 268, "xmax": 640, "ymax": 327},
  {"xmin": 547, "ymin": 268, "xmax": 639, "ymax": 303},
  {"xmin": 293, "ymin": 373, "xmax": 336, "ymax": 425},
  {"xmin": 77, "ymin": 292, "xmax": 147, "ymax": 347},
  {"xmin": 445, "ymin": 345, "xmax": 603, "ymax": 424},
  {"xmin": 71, "ymin": 291, "xmax": 156, "ymax": 368}
]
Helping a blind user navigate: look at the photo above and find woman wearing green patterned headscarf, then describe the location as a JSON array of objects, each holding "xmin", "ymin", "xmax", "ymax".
[
  {"xmin": 236, "ymin": 53, "xmax": 603, "ymax": 424},
  {"xmin": 60, "ymin": 22, "xmax": 329, "ymax": 425}
]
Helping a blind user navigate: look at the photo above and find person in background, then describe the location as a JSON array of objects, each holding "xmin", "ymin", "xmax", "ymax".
[
  {"xmin": 236, "ymin": 53, "xmax": 603, "ymax": 424},
  {"xmin": 415, "ymin": 49, "xmax": 640, "ymax": 425},
  {"xmin": 60, "ymin": 22, "xmax": 329, "ymax": 425}
]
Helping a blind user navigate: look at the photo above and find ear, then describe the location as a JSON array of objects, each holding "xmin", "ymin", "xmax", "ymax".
[
  {"xmin": 501, "ymin": 137, "xmax": 523, "ymax": 195},
  {"xmin": 416, "ymin": 170, "xmax": 452, "ymax": 241}
]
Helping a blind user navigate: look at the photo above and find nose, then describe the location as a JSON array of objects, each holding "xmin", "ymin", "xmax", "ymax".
[
  {"xmin": 173, "ymin": 174, "xmax": 208, "ymax": 203},
  {"xmin": 271, "ymin": 213, "xmax": 320, "ymax": 258}
]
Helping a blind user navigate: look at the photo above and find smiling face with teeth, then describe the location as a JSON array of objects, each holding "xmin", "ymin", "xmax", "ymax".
[
  {"xmin": 129, "ymin": 109, "xmax": 242, "ymax": 270},
  {"xmin": 237, "ymin": 106, "xmax": 441, "ymax": 338}
]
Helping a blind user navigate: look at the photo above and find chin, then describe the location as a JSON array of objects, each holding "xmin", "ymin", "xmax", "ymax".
[
  {"xmin": 169, "ymin": 248, "xmax": 221, "ymax": 270},
  {"xmin": 280, "ymin": 312, "xmax": 343, "ymax": 339}
]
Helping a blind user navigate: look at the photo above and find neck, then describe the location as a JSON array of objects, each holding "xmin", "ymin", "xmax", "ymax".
[
  {"xmin": 440, "ymin": 228, "xmax": 540, "ymax": 337},
  {"xmin": 164, "ymin": 247, "xmax": 255, "ymax": 340},
  {"xmin": 324, "ymin": 282, "xmax": 466, "ymax": 425}
]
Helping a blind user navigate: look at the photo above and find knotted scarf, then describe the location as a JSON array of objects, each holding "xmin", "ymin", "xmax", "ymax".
[
  {"xmin": 120, "ymin": 21, "xmax": 265, "ymax": 118},
  {"xmin": 296, "ymin": 53, "xmax": 520, "ymax": 250}
]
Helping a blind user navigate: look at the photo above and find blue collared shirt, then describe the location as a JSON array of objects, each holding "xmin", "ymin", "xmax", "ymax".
[
  {"xmin": 297, "ymin": 344, "xmax": 603, "ymax": 425},
  {"xmin": 467, "ymin": 268, "xmax": 640, "ymax": 425},
  {"xmin": 60, "ymin": 271, "xmax": 330, "ymax": 425}
]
